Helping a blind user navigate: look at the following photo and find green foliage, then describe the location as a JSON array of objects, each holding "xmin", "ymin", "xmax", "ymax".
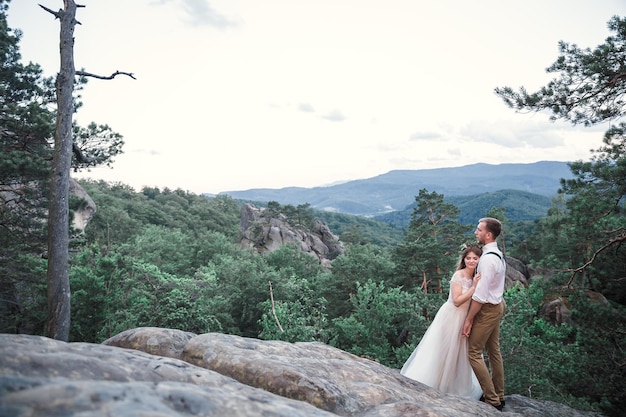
[
  {"xmin": 0, "ymin": 254, "xmax": 47, "ymax": 335},
  {"xmin": 69, "ymin": 245, "xmax": 111, "ymax": 341},
  {"xmin": 498, "ymin": 280, "xmax": 626, "ymax": 415},
  {"xmin": 567, "ymin": 292, "xmax": 626, "ymax": 416},
  {"xmin": 496, "ymin": 16, "xmax": 626, "ymax": 125},
  {"xmin": 329, "ymin": 280, "xmax": 398, "ymax": 363},
  {"xmin": 258, "ymin": 275, "xmax": 328, "ymax": 342},
  {"xmin": 320, "ymin": 243, "xmax": 396, "ymax": 319},
  {"xmin": 70, "ymin": 246, "xmax": 227, "ymax": 341},
  {"xmin": 79, "ymin": 180, "xmax": 241, "ymax": 248},
  {"xmin": 72, "ymin": 122, "xmax": 124, "ymax": 169},
  {"xmin": 500, "ymin": 284, "xmax": 578, "ymax": 402},
  {"xmin": 393, "ymin": 189, "xmax": 470, "ymax": 292},
  {"xmin": 515, "ymin": 104, "xmax": 625, "ymax": 304},
  {"xmin": 267, "ymin": 201, "xmax": 316, "ymax": 229},
  {"xmin": 207, "ymin": 251, "xmax": 280, "ymax": 338},
  {"xmin": 0, "ymin": 0, "xmax": 55, "ymax": 305},
  {"xmin": 328, "ymin": 280, "xmax": 437, "ymax": 368},
  {"xmin": 316, "ymin": 210, "xmax": 404, "ymax": 247}
]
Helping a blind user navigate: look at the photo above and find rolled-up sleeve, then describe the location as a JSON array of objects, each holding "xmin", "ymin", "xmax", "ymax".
[{"xmin": 473, "ymin": 256, "xmax": 499, "ymax": 303}]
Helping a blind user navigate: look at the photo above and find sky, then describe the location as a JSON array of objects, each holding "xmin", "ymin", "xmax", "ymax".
[{"xmin": 7, "ymin": 0, "xmax": 626, "ymax": 195}]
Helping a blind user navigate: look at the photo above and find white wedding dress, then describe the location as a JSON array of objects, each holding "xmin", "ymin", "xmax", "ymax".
[{"xmin": 400, "ymin": 271, "xmax": 483, "ymax": 399}]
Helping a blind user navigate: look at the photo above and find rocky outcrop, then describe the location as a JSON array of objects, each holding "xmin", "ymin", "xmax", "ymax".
[
  {"xmin": 240, "ymin": 204, "xmax": 344, "ymax": 267},
  {"xmin": 512, "ymin": 263, "xmax": 610, "ymax": 327},
  {"xmin": 0, "ymin": 328, "xmax": 604, "ymax": 417},
  {"xmin": 69, "ymin": 177, "xmax": 97, "ymax": 233},
  {"xmin": 505, "ymin": 256, "xmax": 529, "ymax": 289},
  {"xmin": 538, "ymin": 289, "xmax": 609, "ymax": 326}
]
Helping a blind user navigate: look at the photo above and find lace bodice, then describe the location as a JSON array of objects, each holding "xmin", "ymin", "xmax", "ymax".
[
  {"xmin": 448, "ymin": 271, "xmax": 474, "ymax": 303},
  {"xmin": 460, "ymin": 275, "xmax": 474, "ymax": 294}
]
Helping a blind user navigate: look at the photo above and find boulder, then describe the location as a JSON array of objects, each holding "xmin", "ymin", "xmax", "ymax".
[
  {"xmin": 0, "ymin": 329, "xmax": 605, "ymax": 417},
  {"xmin": 505, "ymin": 256, "xmax": 529, "ymax": 289}
]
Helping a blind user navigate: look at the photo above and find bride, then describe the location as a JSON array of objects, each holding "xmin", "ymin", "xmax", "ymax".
[{"xmin": 400, "ymin": 245, "xmax": 483, "ymax": 400}]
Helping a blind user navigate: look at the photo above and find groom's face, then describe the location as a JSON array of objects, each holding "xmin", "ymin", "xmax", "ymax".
[{"xmin": 475, "ymin": 221, "xmax": 489, "ymax": 245}]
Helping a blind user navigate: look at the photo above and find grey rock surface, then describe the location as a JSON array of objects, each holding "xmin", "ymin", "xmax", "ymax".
[{"xmin": 0, "ymin": 329, "xmax": 604, "ymax": 417}]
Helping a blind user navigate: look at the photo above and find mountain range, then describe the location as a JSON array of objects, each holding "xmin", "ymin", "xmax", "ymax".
[{"xmin": 220, "ymin": 161, "xmax": 574, "ymax": 219}]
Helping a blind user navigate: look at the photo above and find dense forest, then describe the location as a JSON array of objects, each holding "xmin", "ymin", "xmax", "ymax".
[{"xmin": 1, "ymin": 2, "xmax": 625, "ymax": 416}]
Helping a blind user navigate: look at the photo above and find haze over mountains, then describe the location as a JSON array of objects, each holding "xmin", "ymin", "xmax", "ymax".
[{"xmin": 220, "ymin": 161, "xmax": 574, "ymax": 218}]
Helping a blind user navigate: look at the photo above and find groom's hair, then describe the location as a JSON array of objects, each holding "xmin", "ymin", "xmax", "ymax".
[{"xmin": 479, "ymin": 217, "xmax": 502, "ymax": 239}]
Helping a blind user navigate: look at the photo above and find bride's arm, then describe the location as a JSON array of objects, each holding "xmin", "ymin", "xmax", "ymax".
[{"xmin": 451, "ymin": 273, "xmax": 481, "ymax": 307}]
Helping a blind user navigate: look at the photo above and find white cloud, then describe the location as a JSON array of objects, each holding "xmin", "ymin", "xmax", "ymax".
[
  {"xmin": 409, "ymin": 131, "xmax": 445, "ymax": 142},
  {"xmin": 321, "ymin": 109, "xmax": 347, "ymax": 122},
  {"xmin": 297, "ymin": 103, "xmax": 315, "ymax": 113},
  {"xmin": 150, "ymin": 0, "xmax": 238, "ymax": 28}
]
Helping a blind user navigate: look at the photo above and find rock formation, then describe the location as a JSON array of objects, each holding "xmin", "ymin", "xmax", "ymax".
[
  {"xmin": 504, "ymin": 256, "xmax": 529, "ymax": 289},
  {"xmin": 0, "ymin": 328, "xmax": 604, "ymax": 417},
  {"xmin": 240, "ymin": 204, "xmax": 345, "ymax": 267},
  {"xmin": 69, "ymin": 177, "xmax": 97, "ymax": 233}
]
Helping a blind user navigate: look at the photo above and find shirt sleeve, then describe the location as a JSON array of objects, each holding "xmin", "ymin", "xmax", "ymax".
[{"xmin": 472, "ymin": 255, "xmax": 499, "ymax": 303}]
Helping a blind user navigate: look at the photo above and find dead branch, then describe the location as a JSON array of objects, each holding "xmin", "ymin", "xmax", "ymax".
[
  {"xmin": 567, "ymin": 228, "xmax": 626, "ymax": 287},
  {"xmin": 268, "ymin": 281, "xmax": 284, "ymax": 333},
  {"xmin": 76, "ymin": 70, "xmax": 136, "ymax": 80},
  {"xmin": 39, "ymin": 4, "xmax": 83, "ymax": 24}
]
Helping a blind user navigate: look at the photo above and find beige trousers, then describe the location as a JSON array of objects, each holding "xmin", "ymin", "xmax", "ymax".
[{"xmin": 468, "ymin": 300, "xmax": 505, "ymax": 407}]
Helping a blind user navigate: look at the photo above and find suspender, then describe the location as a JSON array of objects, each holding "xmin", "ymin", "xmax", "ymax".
[{"xmin": 484, "ymin": 251, "xmax": 502, "ymax": 260}]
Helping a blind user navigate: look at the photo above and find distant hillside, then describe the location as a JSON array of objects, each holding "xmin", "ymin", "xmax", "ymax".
[
  {"xmin": 220, "ymin": 161, "xmax": 572, "ymax": 217},
  {"xmin": 375, "ymin": 189, "xmax": 553, "ymax": 228}
]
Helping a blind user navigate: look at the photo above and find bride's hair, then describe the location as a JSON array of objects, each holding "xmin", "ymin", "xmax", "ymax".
[{"xmin": 457, "ymin": 245, "xmax": 483, "ymax": 270}]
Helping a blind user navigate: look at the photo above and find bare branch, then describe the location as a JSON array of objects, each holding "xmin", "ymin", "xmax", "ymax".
[
  {"xmin": 76, "ymin": 70, "xmax": 136, "ymax": 80},
  {"xmin": 39, "ymin": 4, "xmax": 82, "ymax": 25},
  {"xmin": 39, "ymin": 4, "xmax": 61, "ymax": 19},
  {"xmin": 268, "ymin": 281, "xmax": 284, "ymax": 333},
  {"xmin": 567, "ymin": 228, "xmax": 626, "ymax": 286}
]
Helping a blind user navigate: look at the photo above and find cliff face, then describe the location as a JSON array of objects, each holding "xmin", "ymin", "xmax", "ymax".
[
  {"xmin": 240, "ymin": 204, "xmax": 345, "ymax": 267},
  {"xmin": 69, "ymin": 178, "xmax": 97, "ymax": 233},
  {"xmin": 0, "ymin": 329, "xmax": 603, "ymax": 417}
]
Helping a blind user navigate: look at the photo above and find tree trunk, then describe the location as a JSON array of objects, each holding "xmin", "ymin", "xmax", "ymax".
[{"xmin": 46, "ymin": 0, "xmax": 77, "ymax": 341}]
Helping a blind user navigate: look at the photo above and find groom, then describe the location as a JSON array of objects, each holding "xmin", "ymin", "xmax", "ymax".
[{"xmin": 462, "ymin": 217, "xmax": 506, "ymax": 411}]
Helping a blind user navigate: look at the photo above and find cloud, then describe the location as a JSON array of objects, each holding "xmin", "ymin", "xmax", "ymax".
[
  {"xmin": 321, "ymin": 109, "xmax": 346, "ymax": 122},
  {"xmin": 461, "ymin": 119, "xmax": 565, "ymax": 149},
  {"xmin": 151, "ymin": 0, "xmax": 237, "ymax": 28},
  {"xmin": 447, "ymin": 148, "xmax": 462, "ymax": 157},
  {"xmin": 297, "ymin": 102, "xmax": 315, "ymax": 113},
  {"xmin": 409, "ymin": 131, "xmax": 444, "ymax": 141}
]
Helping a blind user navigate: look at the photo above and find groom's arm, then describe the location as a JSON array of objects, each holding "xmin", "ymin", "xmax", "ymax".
[{"xmin": 462, "ymin": 299, "xmax": 484, "ymax": 337}]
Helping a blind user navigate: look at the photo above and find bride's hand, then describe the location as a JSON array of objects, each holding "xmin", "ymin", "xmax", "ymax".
[{"xmin": 473, "ymin": 272, "xmax": 481, "ymax": 285}]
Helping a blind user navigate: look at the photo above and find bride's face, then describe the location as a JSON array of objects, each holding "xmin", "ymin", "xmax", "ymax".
[{"xmin": 465, "ymin": 252, "xmax": 480, "ymax": 269}]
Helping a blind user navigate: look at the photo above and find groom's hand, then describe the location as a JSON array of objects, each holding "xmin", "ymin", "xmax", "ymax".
[{"xmin": 462, "ymin": 319, "xmax": 472, "ymax": 337}]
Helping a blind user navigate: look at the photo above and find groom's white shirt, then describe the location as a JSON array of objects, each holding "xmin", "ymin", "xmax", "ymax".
[{"xmin": 473, "ymin": 242, "xmax": 506, "ymax": 304}]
